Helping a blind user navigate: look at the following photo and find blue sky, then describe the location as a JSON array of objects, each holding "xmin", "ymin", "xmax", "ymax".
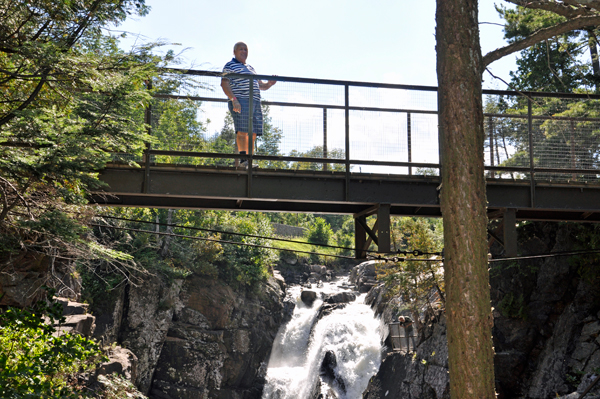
[{"xmin": 115, "ymin": 1, "xmax": 517, "ymax": 89}]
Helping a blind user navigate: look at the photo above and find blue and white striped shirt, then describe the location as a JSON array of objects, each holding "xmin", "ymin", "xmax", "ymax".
[{"xmin": 223, "ymin": 58, "xmax": 261, "ymax": 101}]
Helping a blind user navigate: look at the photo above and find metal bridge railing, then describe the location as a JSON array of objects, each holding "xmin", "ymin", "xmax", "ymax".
[
  {"xmin": 388, "ymin": 322, "xmax": 418, "ymax": 353},
  {"xmin": 128, "ymin": 69, "xmax": 600, "ymax": 187}
]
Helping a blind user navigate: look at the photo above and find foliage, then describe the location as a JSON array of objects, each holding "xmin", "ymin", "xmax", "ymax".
[
  {"xmin": 306, "ymin": 217, "xmax": 334, "ymax": 246},
  {"xmin": 288, "ymin": 146, "xmax": 346, "ymax": 171},
  {"xmin": 488, "ymin": 7, "xmax": 600, "ymax": 182},
  {"xmin": 90, "ymin": 208, "xmax": 278, "ymax": 289},
  {"xmin": 378, "ymin": 217, "xmax": 444, "ymax": 314},
  {"xmin": 0, "ymin": 292, "xmax": 105, "ymax": 398},
  {"xmin": 256, "ymin": 105, "xmax": 287, "ymax": 168},
  {"xmin": 498, "ymin": 5, "xmax": 594, "ymax": 92},
  {"xmin": 0, "ymin": 0, "xmax": 170, "ymax": 281},
  {"xmin": 497, "ymin": 291, "xmax": 528, "ymax": 320},
  {"xmin": 569, "ymin": 223, "xmax": 600, "ymax": 284}
]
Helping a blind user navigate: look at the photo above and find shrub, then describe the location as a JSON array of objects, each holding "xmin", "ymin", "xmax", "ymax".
[
  {"xmin": 0, "ymin": 292, "xmax": 106, "ymax": 398},
  {"xmin": 306, "ymin": 217, "xmax": 333, "ymax": 246}
]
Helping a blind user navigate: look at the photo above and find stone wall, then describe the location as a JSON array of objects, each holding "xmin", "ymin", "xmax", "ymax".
[{"xmin": 272, "ymin": 223, "xmax": 307, "ymax": 238}]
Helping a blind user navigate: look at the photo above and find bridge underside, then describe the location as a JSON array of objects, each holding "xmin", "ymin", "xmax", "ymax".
[
  {"xmin": 93, "ymin": 164, "xmax": 600, "ymax": 222},
  {"xmin": 93, "ymin": 164, "xmax": 600, "ymax": 257}
]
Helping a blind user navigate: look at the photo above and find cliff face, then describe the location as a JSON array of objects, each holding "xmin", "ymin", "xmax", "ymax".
[
  {"xmin": 92, "ymin": 272, "xmax": 289, "ymax": 399},
  {"xmin": 361, "ymin": 222, "xmax": 600, "ymax": 399},
  {"xmin": 358, "ymin": 264, "xmax": 450, "ymax": 399},
  {"xmin": 491, "ymin": 222, "xmax": 600, "ymax": 399}
]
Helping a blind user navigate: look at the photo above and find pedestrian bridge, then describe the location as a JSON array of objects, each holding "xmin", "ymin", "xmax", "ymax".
[{"xmin": 93, "ymin": 69, "xmax": 600, "ymax": 257}]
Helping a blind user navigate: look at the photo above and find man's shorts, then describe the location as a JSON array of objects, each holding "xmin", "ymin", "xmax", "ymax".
[{"xmin": 228, "ymin": 97, "xmax": 263, "ymax": 135}]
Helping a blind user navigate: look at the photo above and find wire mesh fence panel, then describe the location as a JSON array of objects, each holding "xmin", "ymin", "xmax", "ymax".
[
  {"xmin": 484, "ymin": 115, "xmax": 529, "ymax": 179},
  {"xmin": 533, "ymin": 119, "xmax": 600, "ymax": 182},
  {"xmin": 409, "ymin": 113, "xmax": 440, "ymax": 172},
  {"xmin": 349, "ymin": 85, "xmax": 438, "ymax": 112},
  {"xmin": 349, "ymin": 110, "xmax": 407, "ymax": 164},
  {"xmin": 120, "ymin": 70, "xmax": 600, "ymax": 181}
]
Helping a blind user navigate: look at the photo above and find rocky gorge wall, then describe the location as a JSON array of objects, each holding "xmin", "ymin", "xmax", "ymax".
[
  {"xmin": 96, "ymin": 272, "xmax": 291, "ymax": 399},
  {"xmin": 3, "ymin": 221, "xmax": 600, "ymax": 399},
  {"xmin": 360, "ymin": 222, "xmax": 600, "ymax": 399}
]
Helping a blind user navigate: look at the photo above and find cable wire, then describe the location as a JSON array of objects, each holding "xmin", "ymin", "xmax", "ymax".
[
  {"xmin": 489, "ymin": 248, "xmax": 600, "ymax": 262},
  {"xmin": 94, "ymin": 214, "xmax": 446, "ymax": 258},
  {"xmin": 94, "ymin": 214, "xmax": 365, "ymax": 252},
  {"xmin": 90, "ymin": 223, "xmax": 356, "ymax": 260}
]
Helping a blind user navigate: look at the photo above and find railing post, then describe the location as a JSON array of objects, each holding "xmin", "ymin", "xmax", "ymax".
[
  {"xmin": 344, "ymin": 84, "xmax": 350, "ymax": 200},
  {"xmin": 407, "ymin": 112, "xmax": 412, "ymax": 176},
  {"xmin": 323, "ymin": 107, "xmax": 328, "ymax": 171},
  {"xmin": 528, "ymin": 98, "xmax": 535, "ymax": 207},
  {"xmin": 247, "ymin": 76, "xmax": 254, "ymax": 197},
  {"xmin": 143, "ymin": 80, "xmax": 152, "ymax": 194}
]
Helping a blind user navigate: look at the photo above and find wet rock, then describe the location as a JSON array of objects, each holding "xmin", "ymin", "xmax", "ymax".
[
  {"xmin": 317, "ymin": 303, "xmax": 347, "ymax": 320},
  {"xmin": 320, "ymin": 350, "xmax": 346, "ymax": 394},
  {"xmin": 325, "ymin": 292, "xmax": 356, "ymax": 304},
  {"xmin": 301, "ymin": 290, "xmax": 318, "ymax": 306},
  {"xmin": 351, "ymin": 261, "xmax": 381, "ymax": 294},
  {"xmin": 311, "ymin": 264, "xmax": 327, "ymax": 274},
  {"xmin": 119, "ymin": 275, "xmax": 183, "ymax": 394}
]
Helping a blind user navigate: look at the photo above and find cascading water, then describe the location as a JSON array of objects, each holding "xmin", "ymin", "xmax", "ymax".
[{"xmin": 262, "ymin": 276, "xmax": 382, "ymax": 399}]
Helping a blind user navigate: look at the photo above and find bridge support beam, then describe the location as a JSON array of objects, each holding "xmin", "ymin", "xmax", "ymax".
[{"xmin": 354, "ymin": 204, "xmax": 391, "ymax": 259}]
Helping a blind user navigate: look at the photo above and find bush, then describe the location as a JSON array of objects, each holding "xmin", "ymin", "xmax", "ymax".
[
  {"xmin": 0, "ymin": 292, "xmax": 105, "ymax": 398},
  {"xmin": 306, "ymin": 217, "xmax": 333, "ymax": 246}
]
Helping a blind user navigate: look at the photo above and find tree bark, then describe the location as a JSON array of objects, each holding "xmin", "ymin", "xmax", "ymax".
[{"xmin": 436, "ymin": 1, "xmax": 496, "ymax": 398}]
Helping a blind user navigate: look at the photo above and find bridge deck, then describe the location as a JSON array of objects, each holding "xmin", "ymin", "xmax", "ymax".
[{"xmin": 93, "ymin": 163, "xmax": 600, "ymax": 222}]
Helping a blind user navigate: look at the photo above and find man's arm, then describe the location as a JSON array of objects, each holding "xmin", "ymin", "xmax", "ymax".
[{"xmin": 221, "ymin": 78, "xmax": 241, "ymax": 113}]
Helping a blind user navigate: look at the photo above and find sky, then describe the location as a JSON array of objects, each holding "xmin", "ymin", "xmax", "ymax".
[{"xmin": 115, "ymin": 1, "xmax": 518, "ymax": 90}]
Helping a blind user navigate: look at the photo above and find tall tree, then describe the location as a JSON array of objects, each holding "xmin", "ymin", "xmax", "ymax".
[
  {"xmin": 0, "ymin": 0, "xmax": 161, "ymax": 277},
  {"xmin": 436, "ymin": 1, "xmax": 600, "ymax": 398}
]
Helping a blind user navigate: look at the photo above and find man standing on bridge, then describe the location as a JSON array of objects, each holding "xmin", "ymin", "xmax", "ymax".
[{"xmin": 221, "ymin": 42, "xmax": 276, "ymax": 168}]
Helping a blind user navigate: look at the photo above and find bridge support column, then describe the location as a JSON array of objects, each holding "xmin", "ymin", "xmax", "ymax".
[
  {"xmin": 354, "ymin": 204, "xmax": 391, "ymax": 259},
  {"xmin": 503, "ymin": 208, "xmax": 517, "ymax": 258}
]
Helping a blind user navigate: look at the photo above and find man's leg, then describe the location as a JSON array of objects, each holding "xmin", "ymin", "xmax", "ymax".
[
  {"xmin": 236, "ymin": 131, "xmax": 258, "ymax": 167},
  {"xmin": 236, "ymin": 131, "xmax": 248, "ymax": 167}
]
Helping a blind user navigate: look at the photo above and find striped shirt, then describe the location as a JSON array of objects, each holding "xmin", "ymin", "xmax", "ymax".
[{"xmin": 223, "ymin": 58, "xmax": 261, "ymax": 101}]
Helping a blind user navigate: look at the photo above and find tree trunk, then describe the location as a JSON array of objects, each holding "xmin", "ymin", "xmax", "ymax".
[
  {"xmin": 436, "ymin": 1, "xmax": 496, "ymax": 398},
  {"xmin": 588, "ymin": 30, "xmax": 600, "ymax": 92}
]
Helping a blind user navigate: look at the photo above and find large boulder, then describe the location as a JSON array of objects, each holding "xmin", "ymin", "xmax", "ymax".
[
  {"xmin": 301, "ymin": 290, "xmax": 318, "ymax": 306},
  {"xmin": 325, "ymin": 292, "xmax": 356, "ymax": 304}
]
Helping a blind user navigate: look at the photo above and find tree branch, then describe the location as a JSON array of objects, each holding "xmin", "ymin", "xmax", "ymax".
[
  {"xmin": 503, "ymin": 0, "xmax": 592, "ymax": 18},
  {"xmin": 483, "ymin": 14, "xmax": 600, "ymax": 67}
]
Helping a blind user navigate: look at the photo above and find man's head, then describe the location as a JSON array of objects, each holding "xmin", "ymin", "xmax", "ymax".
[
  {"xmin": 233, "ymin": 42, "xmax": 248, "ymax": 64},
  {"xmin": 398, "ymin": 316, "xmax": 405, "ymax": 322}
]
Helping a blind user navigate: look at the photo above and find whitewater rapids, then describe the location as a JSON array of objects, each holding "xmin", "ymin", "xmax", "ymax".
[{"xmin": 262, "ymin": 277, "xmax": 382, "ymax": 399}]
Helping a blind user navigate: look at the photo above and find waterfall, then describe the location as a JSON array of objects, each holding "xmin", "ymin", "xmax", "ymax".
[{"xmin": 262, "ymin": 277, "xmax": 382, "ymax": 399}]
